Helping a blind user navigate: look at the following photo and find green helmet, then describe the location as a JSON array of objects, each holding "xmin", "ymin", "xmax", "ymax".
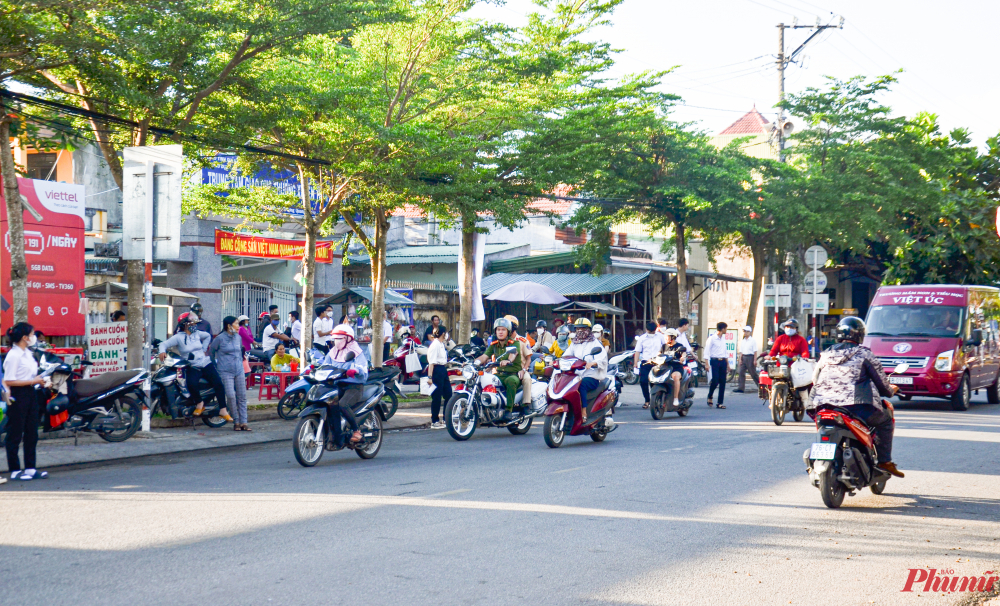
[{"xmin": 493, "ymin": 318, "xmax": 512, "ymax": 332}]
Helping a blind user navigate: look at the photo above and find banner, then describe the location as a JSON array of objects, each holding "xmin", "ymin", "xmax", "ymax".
[
  {"xmin": 460, "ymin": 232, "xmax": 487, "ymax": 322},
  {"xmin": 0, "ymin": 178, "xmax": 86, "ymax": 335},
  {"xmin": 214, "ymin": 229, "xmax": 334, "ymax": 263},
  {"xmin": 86, "ymin": 321, "xmax": 128, "ymax": 375}
]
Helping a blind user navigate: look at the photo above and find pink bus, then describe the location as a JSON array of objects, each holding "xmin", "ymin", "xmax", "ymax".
[{"xmin": 864, "ymin": 285, "xmax": 1000, "ymax": 410}]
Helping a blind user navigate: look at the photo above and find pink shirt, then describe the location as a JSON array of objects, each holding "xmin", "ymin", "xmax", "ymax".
[{"xmin": 238, "ymin": 325, "xmax": 254, "ymax": 351}]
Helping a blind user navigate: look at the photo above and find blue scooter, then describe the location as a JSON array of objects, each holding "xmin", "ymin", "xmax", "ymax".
[{"xmin": 277, "ymin": 349, "xmax": 401, "ymax": 420}]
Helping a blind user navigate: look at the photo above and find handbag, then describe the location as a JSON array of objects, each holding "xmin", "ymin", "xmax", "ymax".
[
  {"xmin": 243, "ymin": 358, "xmax": 252, "ymax": 373},
  {"xmin": 405, "ymin": 351, "xmax": 421, "ymax": 373}
]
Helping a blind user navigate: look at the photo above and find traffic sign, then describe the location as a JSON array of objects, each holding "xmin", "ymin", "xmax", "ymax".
[
  {"xmin": 803, "ymin": 270, "xmax": 828, "ymax": 293},
  {"xmin": 805, "ymin": 245, "xmax": 828, "ymax": 268},
  {"xmin": 801, "ymin": 293, "xmax": 829, "ymax": 313}
]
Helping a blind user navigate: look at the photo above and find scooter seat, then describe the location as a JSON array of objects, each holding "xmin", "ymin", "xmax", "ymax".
[
  {"xmin": 75, "ymin": 369, "xmax": 142, "ymax": 398},
  {"xmin": 367, "ymin": 367, "xmax": 400, "ymax": 383},
  {"xmin": 585, "ymin": 378, "xmax": 611, "ymax": 405}
]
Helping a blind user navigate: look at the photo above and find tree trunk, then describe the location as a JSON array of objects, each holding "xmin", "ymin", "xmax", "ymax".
[
  {"xmin": 0, "ymin": 112, "xmax": 29, "ymax": 324},
  {"xmin": 369, "ymin": 211, "xmax": 389, "ymax": 367},
  {"xmin": 300, "ymin": 225, "xmax": 317, "ymax": 362},
  {"xmin": 747, "ymin": 240, "xmax": 765, "ymax": 327},
  {"xmin": 126, "ymin": 259, "xmax": 145, "ymax": 369},
  {"xmin": 457, "ymin": 216, "xmax": 475, "ymax": 344},
  {"xmin": 674, "ymin": 219, "xmax": 688, "ymax": 320}
]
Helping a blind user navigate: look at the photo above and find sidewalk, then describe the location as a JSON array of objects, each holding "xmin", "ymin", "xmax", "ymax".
[{"xmin": 0, "ymin": 405, "xmax": 432, "ymax": 473}]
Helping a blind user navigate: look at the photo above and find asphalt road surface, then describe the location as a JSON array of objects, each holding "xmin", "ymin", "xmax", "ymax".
[{"xmin": 2, "ymin": 385, "xmax": 998, "ymax": 606}]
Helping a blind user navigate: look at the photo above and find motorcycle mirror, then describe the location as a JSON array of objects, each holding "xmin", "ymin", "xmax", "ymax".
[
  {"xmin": 590, "ymin": 346, "xmax": 602, "ymax": 355},
  {"xmin": 345, "ymin": 352, "xmax": 356, "ymax": 361},
  {"xmin": 538, "ymin": 345, "xmax": 550, "ymax": 354},
  {"xmin": 893, "ymin": 363, "xmax": 909, "ymax": 374},
  {"xmin": 505, "ymin": 346, "xmax": 518, "ymax": 355}
]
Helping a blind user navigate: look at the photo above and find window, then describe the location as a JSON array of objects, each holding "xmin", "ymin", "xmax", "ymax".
[{"xmin": 26, "ymin": 152, "xmax": 58, "ymax": 181}]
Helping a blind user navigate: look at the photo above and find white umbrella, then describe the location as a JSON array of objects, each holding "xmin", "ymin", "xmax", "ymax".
[{"xmin": 486, "ymin": 281, "xmax": 568, "ymax": 322}]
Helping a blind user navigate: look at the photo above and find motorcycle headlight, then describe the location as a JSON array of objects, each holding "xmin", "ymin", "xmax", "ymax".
[
  {"xmin": 314, "ymin": 367, "xmax": 334, "ymax": 382},
  {"xmin": 779, "ymin": 355, "xmax": 789, "ymax": 365},
  {"xmin": 934, "ymin": 349, "xmax": 954, "ymax": 372},
  {"xmin": 462, "ymin": 364, "xmax": 475, "ymax": 380}
]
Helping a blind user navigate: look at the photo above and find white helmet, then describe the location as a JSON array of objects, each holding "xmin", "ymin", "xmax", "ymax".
[
  {"xmin": 665, "ymin": 328, "xmax": 679, "ymax": 337},
  {"xmin": 592, "ymin": 323, "xmax": 604, "ymax": 334}
]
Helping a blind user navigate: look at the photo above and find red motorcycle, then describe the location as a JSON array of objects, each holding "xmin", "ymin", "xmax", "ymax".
[
  {"xmin": 382, "ymin": 334, "xmax": 427, "ymax": 385},
  {"xmin": 542, "ymin": 345, "xmax": 617, "ymax": 448}
]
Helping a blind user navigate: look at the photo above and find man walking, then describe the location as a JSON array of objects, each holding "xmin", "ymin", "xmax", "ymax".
[
  {"xmin": 733, "ymin": 325, "xmax": 759, "ymax": 393},
  {"xmin": 633, "ymin": 321, "xmax": 665, "ymax": 409},
  {"xmin": 676, "ymin": 318, "xmax": 694, "ymax": 354},
  {"xmin": 704, "ymin": 322, "xmax": 729, "ymax": 409}
]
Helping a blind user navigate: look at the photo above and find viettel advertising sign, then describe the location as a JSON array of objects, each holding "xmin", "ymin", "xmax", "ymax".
[{"xmin": 0, "ymin": 178, "xmax": 85, "ymax": 335}]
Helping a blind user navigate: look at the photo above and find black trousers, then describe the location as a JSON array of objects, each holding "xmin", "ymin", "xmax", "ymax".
[
  {"xmin": 430, "ymin": 365, "xmax": 453, "ymax": 423},
  {"xmin": 708, "ymin": 359, "xmax": 728, "ymax": 404},
  {"xmin": 335, "ymin": 384, "xmax": 362, "ymax": 446},
  {"xmin": 314, "ymin": 343, "xmax": 330, "ymax": 355},
  {"xmin": 5, "ymin": 385, "xmax": 40, "ymax": 472},
  {"xmin": 382, "ymin": 342, "xmax": 391, "ymax": 361},
  {"xmin": 639, "ymin": 362, "xmax": 653, "ymax": 403},
  {"xmin": 186, "ymin": 363, "xmax": 226, "ymax": 409},
  {"xmin": 850, "ymin": 405, "xmax": 895, "ymax": 463}
]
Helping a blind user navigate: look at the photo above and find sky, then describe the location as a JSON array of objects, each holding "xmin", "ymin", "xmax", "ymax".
[{"xmin": 469, "ymin": 0, "xmax": 1000, "ymax": 148}]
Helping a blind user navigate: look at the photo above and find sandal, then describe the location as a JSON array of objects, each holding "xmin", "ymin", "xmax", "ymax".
[
  {"xmin": 642, "ymin": 402, "xmax": 650, "ymax": 409},
  {"xmin": 707, "ymin": 400, "xmax": 714, "ymax": 407},
  {"xmin": 349, "ymin": 430, "xmax": 362, "ymax": 444},
  {"xmin": 241, "ymin": 424, "xmax": 252, "ymax": 432},
  {"xmin": 716, "ymin": 404, "xmax": 726, "ymax": 409}
]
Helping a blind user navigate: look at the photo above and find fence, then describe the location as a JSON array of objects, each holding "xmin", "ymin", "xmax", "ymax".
[{"xmin": 222, "ymin": 280, "xmax": 297, "ymax": 322}]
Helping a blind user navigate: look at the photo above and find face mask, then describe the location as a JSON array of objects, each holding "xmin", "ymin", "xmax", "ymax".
[
  {"xmin": 332, "ymin": 337, "xmax": 346, "ymax": 349},
  {"xmin": 785, "ymin": 327, "xmax": 796, "ymax": 336},
  {"xmin": 537, "ymin": 328, "xmax": 544, "ymax": 335},
  {"xmin": 228, "ymin": 326, "xmax": 237, "ymax": 335},
  {"xmin": 28, "ymin": 334, "xmax": 37, "ymax": 347},
  {"xmin": 326, "ymin": 311, "xmax": 333, "ymax": 318}
]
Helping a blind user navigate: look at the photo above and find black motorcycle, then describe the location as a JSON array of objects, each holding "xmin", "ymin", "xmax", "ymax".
[
  {"xmin": 37, "ymin": 350, "xmax": 146, "ymax": 443},
  {"xmin": 149, "ymin": 353, "xmax": 229, "ymax": 428},
  {"xmin": 292, "ymin": 352, "xmax": 391, "ymax": 466},
  {"xmin": 648, "ymin": 353, "xmax": 699, "ymax": 419}
]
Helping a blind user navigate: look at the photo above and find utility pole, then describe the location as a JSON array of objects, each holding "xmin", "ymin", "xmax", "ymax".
[{"xmin": 776, "ymin": 16, "xmax": 844, "ymax": 162}]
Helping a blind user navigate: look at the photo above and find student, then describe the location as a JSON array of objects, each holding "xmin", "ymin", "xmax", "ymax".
[
  {"xmin": 426, "ymin": 325, "xmax": 452, "ymax": 429},
  {"xmin": 3, "ymin": 322, "xmax": 48, "ymax": 481},
  {"xmin": 704, "ymin": 322, "xmax": 730, "ymax": 409},
  {"xmin": 633, "ymin": 321, "xmax": 665, "ymax": 409}
]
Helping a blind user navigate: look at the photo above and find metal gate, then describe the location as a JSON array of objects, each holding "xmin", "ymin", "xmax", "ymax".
[{"xmin": 222, "ymin": 281, "xmax": 297, "ymax": 322}]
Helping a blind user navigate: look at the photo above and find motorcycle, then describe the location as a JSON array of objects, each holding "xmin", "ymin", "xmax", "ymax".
[
  {"xmin": 609, "ymin": 351, "xmax": 639, "ymax": 386},
  {"xmin": 760, "ymin": 354, "xmax": 814, "ymax": 425},
  {"xmin": 444, "ymin": 345, "xmax": 549, "ymax": 441},
  {"xmin": 149, "ymin": 354, "xmax": 229, "ymax": 428},
  {"xmin": 38, "ymin": 350, "xmax": 146, "ymax": 443},
  {"xmin": 804, "ymin": 363, "xmax": 908, "ymax": 508},
  {"xmin": 291, "ymin": 352, "xmax": 390, "ymax": 466},
  {"xmin": 648, "ymin": 353, "xmax": 698, "ymax": 419},
  {"xmin": 382, "ymin": 336, "xmax": 428, "ymax": 386},
  {"xmin": 278, "ymin": 349, "xmax": 401, "ymax": 421},
  {"xmin": 542, "ymin": 346, "xmax": 617, "ymax": 448}
]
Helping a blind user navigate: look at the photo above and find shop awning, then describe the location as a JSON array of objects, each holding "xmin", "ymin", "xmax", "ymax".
[
  {"xmin": 317, "ymin": 286, "xmax": 414, "ymax": 307},
  {"xmin": 610, "ymin": 259, "xmax": 753, "ymax": 283},
  {"xmin": 552, "ymin": 301, "xmax": 627, "ymax": 316},
  {"xmin": 79, "ymin": 282, "xmax": 200, "ymax": 302},
  {"xmin": 481, "ymin": 272, "xmax": 649, "ymax": 297}
]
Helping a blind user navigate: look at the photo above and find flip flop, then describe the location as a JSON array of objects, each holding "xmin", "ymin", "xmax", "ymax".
[{"xmin": 716, "ymin": 404, "xmax": 726, "ymax": 409}]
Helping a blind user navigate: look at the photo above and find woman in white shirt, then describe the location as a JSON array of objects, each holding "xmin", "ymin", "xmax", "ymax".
[
  {"xmin": 313, "ymin": 305, "xmax": 334, "ymax": 354},
  {"xmin": 3, "ymin": 322, "xmax": 47, "ymax": 481},
  {"xmin": 426, "ymin": 325, "xmax": 452, "ymax": 429}
]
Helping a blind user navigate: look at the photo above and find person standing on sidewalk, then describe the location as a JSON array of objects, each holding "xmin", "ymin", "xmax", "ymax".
[
  {"xmin": 210, "ymin": 316, "xmax": 251, "ymax": 431},
  {"xmin": 426, "ymin": 325, "xmax": 452, "ymax": 429},
  {"xmin": 3, "ymin": 322, "xmax": 48, "ymax": 481},
  {"xmin": 633, "ymin": 321, "xmax": 665, "ymax": 409},
  {"xmin": 733, "ymin": 326, "xmax": 759, "ymax": 393},
  {"xmin": 704, "ymin": 322, "xmax": 729, "ymax": 409},
  {"xmin": 313, "ymin": 305, "xmax": 334, "ymax": 354}
]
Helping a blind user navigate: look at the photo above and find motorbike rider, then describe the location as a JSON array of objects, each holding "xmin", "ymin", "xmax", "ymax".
[
  {"xmin": 810, "ymin": 316, "xmax": 904, "ymax": 478},
  {"xmin": 532, "ymin": 320, "xmax": 555, "ymax": 357},
  {"xmin": 174, "ymin": 302, "xmax": 212, "ymax": 337},
  {"xmin": 663, "ymin": 328, "xmax": 688, "ymax": 408},
  {"xmin": 561, "ymin": 318, "xmax": 608, "ymax": 423},
  {"xmin": 469, "ymin": 327, "xmax": 486, "ymax": 349},
  {"xmin": 552, "ymin": 325, "xmax": 571, "ymax": 358},
  {"xmin": 592, "ymin": 324, "xmax": 610, "ymax": 351},
  {"xmin": 505, "ymin": 315, "xmax": 533, "ymax": 406},
  {"xmin": 322, "ymin": 325, "xmax": 367, "ymax": 445},
  {"xmin": 770, "ymin": 318, "xmax": 810, "ymax": 358},
  {"xmin": 158, "ymin": 314, "xmax": 233, "ymax": 422},
  {"xmin": 476, "ymin": 318, "xmax": 523, "ymax": 420}
]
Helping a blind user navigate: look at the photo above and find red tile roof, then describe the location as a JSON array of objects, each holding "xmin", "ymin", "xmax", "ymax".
[{"xmin": 718, "ymin": 108, "xmax": 772, "ymax": 135}]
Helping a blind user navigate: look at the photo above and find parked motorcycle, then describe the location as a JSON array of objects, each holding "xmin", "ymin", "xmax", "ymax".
[
  {"xmin": 382, "ymin": 336, "xmax": 428, "ymax": 386},
  {"xmin": 38, "ymin": 350, "xmax": 146, "ymax": 443},
  {"xmin": 149, "ymin": 354, "xmax": 229, "ymax": 428},
  {"xmin": 608, "ymin": 350, "xmax": 636, "ymax": 394},
  {"xmin": 542, "ymin": 346, "xmax": 617, "ymax": 448},
  {"xmin": 444, "ymin": 345, "xmax": 549, "ymax": 441},
  {"xmin": 804, "ymin": 364, "xmax": 908, "ymax": 508},
  {"xmin": 760, "ymin": 355, "xmax": 814, "ymax": 425},
  {"xmin": 648, "ymin": 353, "xmax": 698, "ymax": 419},
  {"xmin": 291, "ymin": 352, "xmax": 390, "ymax": 466}
]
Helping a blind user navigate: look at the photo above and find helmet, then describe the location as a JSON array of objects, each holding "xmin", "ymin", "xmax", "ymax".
[
  {"xmin": 592, "ymin": 323, "xmax": 604, "ymax": 334},
  {"xmin": 557, "ymin": 325, "xmax": 570, "ymax": 336},
  {"xmin": 190, "ymin": 302, "xmax": 204, "ymax": 315},
  {"xmin": 503, "ymin": 315, "xmax": 519, "ymax": 331},
  {"xmin": 835, "ymin": 316, "xmax": 866, "ymax": 344},
  {"xmin": 665, "ymin": 328, "xmax": 679, "ymax": 337},
  {"xmin": 330, "ymin": 325, "xmax": 354, "ymax": 340},
  {"xmin": 783, "ymin": 318, "xmax": 799, "ymax": 329},
  {"xmin": 493, "ymin": 318, "xmax": 512, "ymax": 332},
  {"xmin": 236, "ymin": 314, "xmax": 249, "ymax": 323},
  {"xmin": 183, "ymin": 313, "xmax": 200, "ymax": 328},
  {"xmin": 536, "ymin": 320, "xmax": 547, "ymax": 329},
  {"xmin": 573, "ymin": 317, "xmax": 592, "ymax": 328}
]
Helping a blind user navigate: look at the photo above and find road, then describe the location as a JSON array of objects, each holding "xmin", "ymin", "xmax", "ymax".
[{"xmin": 1, "ymin": 384, "xmax": 998, "ymax": 606}]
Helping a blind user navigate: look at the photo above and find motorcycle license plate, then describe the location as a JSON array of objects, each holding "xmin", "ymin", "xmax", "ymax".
[
  {"xmin": 889, "ymin": 376, "xmax": 913, "ymax": 385},
  {"xmin": 687, "ymin": 361, "xmax": 698, "ymax": 369},
  {"xmin": 810, "ymin": 443, "xmax": 837, "ymax": 460}
]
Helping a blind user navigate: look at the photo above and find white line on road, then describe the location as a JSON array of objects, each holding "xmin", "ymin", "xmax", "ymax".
[
  {"xmin": 553, "ymin": 466, "xmax": 586, "ymax": 474},
  {"xmin": 425, "ymin": 489, "xmax": 472, "ymax": 498}
]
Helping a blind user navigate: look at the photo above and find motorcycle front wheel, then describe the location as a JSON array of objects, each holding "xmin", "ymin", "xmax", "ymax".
[
  {"xmin": 624, "ymin": 369, "xmax": 639, "ymax": 385},
  {"xmin": 293, "ymin": 415, "xmax": 324, "ymax": 467},
  {"xmin": 97, "ymin": 394, "xmax": 142, "ymax": 443},
  {"xmin": 543, "ymin": 413, "xmax": 567, "ymax": 448},
  {"xmin": 650, "ymin": 392, "xmax": 666, "ymax": 420},
  {"xmin": 278, "ymin": 391, "xmax": 306, "ymax": 420},
  {"xmin": 819, "ymin": 466, "xmax": 846, "ymax": 508},
  {"xmin": 771, "ymin": 384, "xmax": 787, "ymax": 426},
  {"xmin": 445, "ymin": 393, "xmax": 478, "ymax": 441}
]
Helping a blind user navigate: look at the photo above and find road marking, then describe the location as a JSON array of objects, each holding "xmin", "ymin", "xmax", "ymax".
[
  {"xmin": 425, "ymin": 489, "xmax": 472, "ymax": 498},
  {"xmin": 553, "ymin": 466, "xmax": 586, "ymax": 474},
  {"xmin": 658, "ymin": 446, "xmax": 696, "ymax": 452}
]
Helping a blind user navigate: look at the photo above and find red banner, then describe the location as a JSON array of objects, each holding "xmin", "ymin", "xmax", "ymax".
[
  {"xmin": 1, "ymin": 178, "xmax": 86, "ymax": 336},
  {"xmin": 214, "ymin": 230, "xmax": 334, "ymax": 264}
]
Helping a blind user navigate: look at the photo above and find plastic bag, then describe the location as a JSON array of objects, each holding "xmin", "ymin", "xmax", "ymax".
[
  {"xmin": 791, "ymin": 358, "xmax": 815, "ymax": 388},
  {"xmin": 405, "ymin": 351, "xmax": 422, "ymax": 373},
  {"xmin": 419, "ymin": 376, "xmax": 436, "ymax": 396}
]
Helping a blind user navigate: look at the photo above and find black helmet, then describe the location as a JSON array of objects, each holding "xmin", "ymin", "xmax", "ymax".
[
  {"xmin": 782, "ymin": 317, "xmax": 799, "ymax": 329},
  {"xmin": 190, "ymin": 302, "xmax": 204, "ymax": 315},
  {"xmin": 835, "ymin": 316, "xmax": 866, "ymax": 344},
  {"xmin": 536, "ymin": 320, "xmax": 547, "ymax": 329}
]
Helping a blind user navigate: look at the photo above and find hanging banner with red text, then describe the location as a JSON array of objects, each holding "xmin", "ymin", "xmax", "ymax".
[
  {"xmin": 0, "ymin": 178, "xmax": 86, "ymax": 336},
  {"xmin": 214, "ymin": 229, "xmax": 334, "ymax": 263},
  {"xmin": 86, "ymin": 321, "xmax": 128, "ymax": 375}
]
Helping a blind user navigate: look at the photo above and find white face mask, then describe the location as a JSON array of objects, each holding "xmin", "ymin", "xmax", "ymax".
[
  {"xmin": 27, "ymin": 334, "xmax": 37, "ymax": 347},
  {"xmin": 785, "ymin": 327, "xmax": 796, "ymax": 336},
  {"xmin": 326, "ymin": 311, "xmax": 333, "ymax": 318},
  {"xmin": 537, "ymin": 328, "xmax": 544, "ymax": 335}
]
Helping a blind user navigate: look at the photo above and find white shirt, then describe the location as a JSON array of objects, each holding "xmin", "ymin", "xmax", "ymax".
[
  {"xmin": 739, "ymin": 336, "xmax": 758, "ymax": 356},
  {"xmin": 427, "ymin": 339, "xmax": 448, "ymax": 366},
  {"xmin": 635, "ymin": 332, "xmax": 665, "ymax": 362},
  {"xmin": 562, "ymin": 340, "xmax": 608, "ymax": 381},
  {"xmin": 383, "ymin": 320, "xmax": 393, "ymax": 343},
  {"xmin": 313, "ymin": 316, "xmax": 334, "ymax": 345},
  {"xmin": 676, "ymin": 331, "xmax": 693, "ymax": 353},
  {"xmin": 704, "ymin": 333, "xmax": 728, "ymax": 360},
  {"xmin": 3, "ymin": 344, "xmax": 38, "ymax": 384},
  {"xmin": 262, "ymin": 325, "xmax": 280, "ymax": 351},
  {"xmin": 290, "ymin": 320, "xmax": 303, "ymax": 342}
]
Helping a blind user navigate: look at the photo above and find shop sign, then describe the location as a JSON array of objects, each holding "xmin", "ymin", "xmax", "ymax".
[
  {"xmin": 86, "ymin": 321, "xmax": 128, "ymax": 375},
  {"xmin": 214, "ymin": 230, "xmax": 335, "ymax": 263}
]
